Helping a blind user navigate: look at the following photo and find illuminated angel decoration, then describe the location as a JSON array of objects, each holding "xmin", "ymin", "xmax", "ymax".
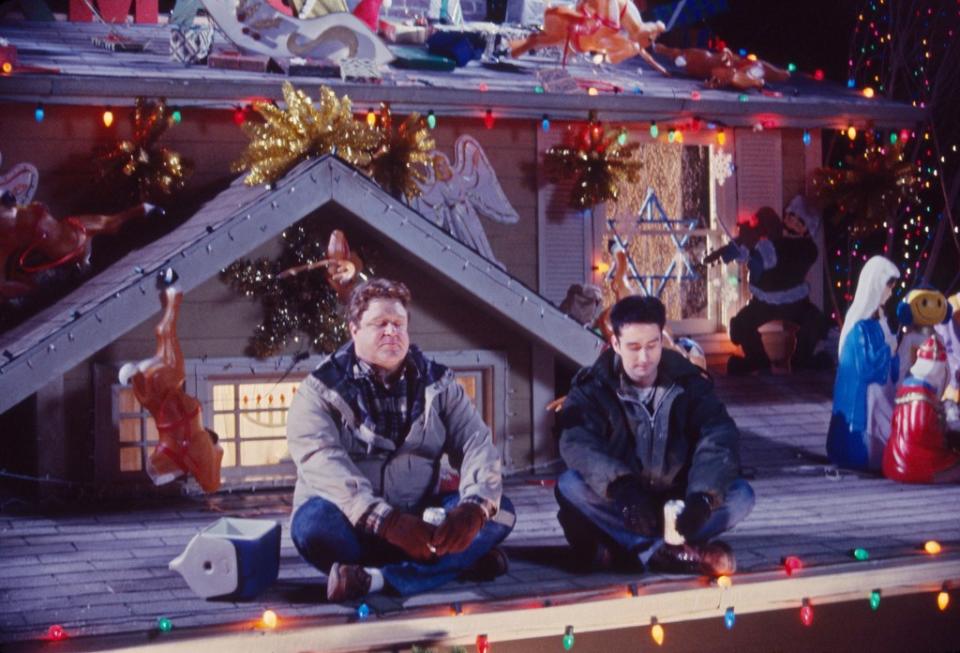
[
  {"xmin": 411, "ymin": 135, "xmax": 519, "ymax": 269},
  {"xmin": 0, "ymin": 153, "xmax": 39, "ymax": 205}
]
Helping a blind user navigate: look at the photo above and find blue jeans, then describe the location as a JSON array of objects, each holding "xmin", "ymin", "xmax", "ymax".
[
  {"xmin": 555, "ymin": 470, "xmax": 754, "ymax": 566},
  {"xmin": 291, "ymin": 493, "xmax": 515, "ymax": 596}
]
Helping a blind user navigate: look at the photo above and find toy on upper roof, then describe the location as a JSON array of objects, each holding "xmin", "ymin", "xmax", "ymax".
[
  {"xmin": 508, "ymin": 0, "xmax": 667, "ymax": 70},
  {"xmin": 882, "ymin": 334, "xmax": 960, "ymax": 484},
  {"xmin": 895, "ymin": 286, "xmax": 953, "ymax": 385},
  {"xmin": 119, "ymin": 281, "xmax": 224, "ymax": 493},
  {"xmin": 826, "ymin": 255, "xmax": 901, "ymax": 472},
  {"xmin": 653, "ymin": 43, "xmax": 790, "ymax": 91}
]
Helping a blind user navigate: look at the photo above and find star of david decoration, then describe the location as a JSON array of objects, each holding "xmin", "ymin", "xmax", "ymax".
[{"xmin": 609, "ymin": 188, "xmax": 700, "ymax": 298}]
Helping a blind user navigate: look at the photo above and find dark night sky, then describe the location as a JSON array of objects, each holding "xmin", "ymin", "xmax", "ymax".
[{"xmin": 657, "ymin": 0, "xmax": 861, "ymax": 81}]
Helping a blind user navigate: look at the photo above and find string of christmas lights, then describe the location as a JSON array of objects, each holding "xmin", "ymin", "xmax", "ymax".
[{"xmin": 828, "ymin": 0, "xmax": 960, "ymax": 317}]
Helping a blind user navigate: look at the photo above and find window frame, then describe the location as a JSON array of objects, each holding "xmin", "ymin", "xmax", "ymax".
[{"xmin": 100, "ymin": 349, "xmax": 508, "ymax": 490}]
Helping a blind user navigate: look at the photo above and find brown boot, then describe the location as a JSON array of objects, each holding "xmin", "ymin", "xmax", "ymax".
[{"xmin": 326, "ymin": 563, "xmax": 372, "ymax": 602}]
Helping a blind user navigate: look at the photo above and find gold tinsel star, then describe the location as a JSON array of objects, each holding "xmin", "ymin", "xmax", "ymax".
[
  {"xmin": 368, "ymin": 105, "xmax": 437, "ymax": 201},
  {"xmin": 812, "ymin": 130, "xmax": 918, "ymax": 237},
  {"xmin": 97, "ymin": 97, "xmax": 191, "ymax": 203},
  {"xmin": 544, "ymin": 122, "xmax": 642, "ymax": 209},
  {"xmin": 233, "ymin": 83, "xmax": 381, "ymax": 186}
]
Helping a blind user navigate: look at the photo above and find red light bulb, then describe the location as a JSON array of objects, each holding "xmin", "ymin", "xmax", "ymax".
[
  {"xmin": 233, "ymin": 107, "xmax": 246, "ymax": 126},
  {"xmin": 483, "ymin": 109, "xmax": 494, "ymax": 130},
  {"xmin": 783, "ymin": 556, "xmax": 803, "ymax": 575},
  {"xmin": 48, "ymin": 624, "xmax": 67, "ymax": 640},
  {"xmin": 800, "ymin": 602, "xmax": 814, "ymax": 627},
  {"xmin": 476, "ymin": 634, "xmax": 490, "ymax": 653}
]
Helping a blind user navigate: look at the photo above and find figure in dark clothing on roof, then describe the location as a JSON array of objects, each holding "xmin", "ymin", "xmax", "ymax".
[
  {"xmin": 707, "ymin": 200, "xmax": 829, "ymax": 375},
  {"xmin": 555, "ymin": 295, "xmax": 754, "ymax": 577}
]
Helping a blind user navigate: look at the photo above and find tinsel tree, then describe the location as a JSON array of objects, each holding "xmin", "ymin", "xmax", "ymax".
[
  {"xmin": 544, "ymin": 120, "xmax": 642, "ymax": 209},
  {"xmin": 812, "ymin": 129, "xmax": 918, "ymax": 238},
  {"xmin": 96, "ymin": 97, "xmax": 191, "ymax": 203},
  {"xmin": 220, "ymin": 221, "xmax": 373, "ymax": 358},
  {"xmin": 368, "ymin": 104, "xmax": 437, "ymax": 201},
  {"xmin": 825, "ymin": 0, "xmax": 960, "ymax": 316},
  {"xmin": 232, "ymin": 82, "xmax": 381, "ymax": 186}
]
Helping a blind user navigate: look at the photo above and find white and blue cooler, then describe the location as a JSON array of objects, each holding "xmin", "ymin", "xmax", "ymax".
[{"xmin": 169, "ymin": 517, "xmax": 281, "ymax": 600}]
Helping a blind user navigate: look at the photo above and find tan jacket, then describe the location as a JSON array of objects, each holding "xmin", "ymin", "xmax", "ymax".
[{"xmin": 287, "ymin": 356, "xmax": 502, "ymax": 526}]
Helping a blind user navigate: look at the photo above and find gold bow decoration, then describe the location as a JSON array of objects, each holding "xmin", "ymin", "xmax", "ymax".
[
  {"xmin": 233, "ymin": 84, "xmax": 438, "ymax": 201},
  {"xmin": 811, "ymin": 130, "xmax": 918, "ymax": 237},
  {"xmin": 544, "ymin": 122, "xmax": 642, "ymax": 210},
  {"xmin": 232, "ymin": 82, "xmax": 381, "ymax": 186},
  {"xmin": 368, "ymin": 104, "xmax": 436, "ymax": 201},
  {"xmin": 97, "ymin": 98, "xmax": 191, "ymax": 203}
]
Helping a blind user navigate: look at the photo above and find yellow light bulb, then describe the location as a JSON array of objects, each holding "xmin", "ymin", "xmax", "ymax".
[
  {"xmin": 588, "ymin": 87, "xmax": 599, "ymax": 96},
  {"xmin": 924, "ymin": 540, "xmax": 942, "ymax": 555},
  {"xmin": 847, "ymin": 125, "xmax": 857, "ymax": 140},
  {"xmin": 261, "ymin": 609, "xmax": 278, "ymax": 629},
  {"xmin": 595, "ymin": 261, "xmax": 610, "ymax": 274},
  {"xmin": 651, "ymin": 623, "xmax": 664, "ymax": 646},
  {"xmin": 1, "ymin": 61, "xmax": 11, "ymax": 74},
  {"xmin": 863, "ymin": 87, "xmax": 875, "ymax": 98},
  {"xmin": 366, "ymin": 110, "xmax": 376, "ymax": 127},
  {"xmin": 102, "ymin": 110, "xmax": 114, "ymax": 128},
  {"xmin": 937, "ymin": 591, "xmax": 949, "ymax": 611},
  {"xmin": 717, "ymin": 575, "xmax": 732, "ymax": 589}
]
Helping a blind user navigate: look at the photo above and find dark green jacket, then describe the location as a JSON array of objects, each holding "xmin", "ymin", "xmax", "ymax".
[{"xmin": 558, "ymin": 347, "xmax": 741, "ymax": 501}]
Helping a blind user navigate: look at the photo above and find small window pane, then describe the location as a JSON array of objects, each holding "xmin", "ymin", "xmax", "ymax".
[
  {"xmin": 240, "ymin": 439, "xmax": 289, "ymax": 466},
  {"xmin": 117, "ymin": 387, "xmax": 140, "ymax": 414},
  {"xmin": 120, "ymin": 446, "xmax": 142, "ymax": 472},
  {"xmin": 145, "ymin": 417, "xmax": 159, "ymax": 443},
  {"xmin": 220, "ymin": 441, "xmax": 237, "ymax": 468},
  {"xmin": 213, "ymin": 412, "xmax": 237, "ymax": 440},
  {"xmin": 119, "ymin": 418, "xmax": 141, "ymax": 443},
  {"xmin": 455, "ymin": 374, "xmax": 478, "ymax": 404},
  {"xmin": 239, "ymin": 410, "xmax": 288, "ymax": 439},
  {"xmin": 212, "ymin": 384, "xmax": 235, "ymax": 411}
]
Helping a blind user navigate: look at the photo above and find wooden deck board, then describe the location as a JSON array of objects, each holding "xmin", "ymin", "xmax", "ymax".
[{"xmin": 2, "ymin": 371, "xmax": 960, "ymax": 648}]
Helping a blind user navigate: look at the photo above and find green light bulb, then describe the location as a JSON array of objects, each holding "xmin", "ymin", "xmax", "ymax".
[
  {"xmin": 853, "ymin": 548, "xmax": 869, "ymax": 561},
  {"xmin": 157, "ymin": 617, "xmax": 173, "ymax": 632},
  {"xmin": 870, "ymin": 590, "xmax": 881, "ymax": 611}
]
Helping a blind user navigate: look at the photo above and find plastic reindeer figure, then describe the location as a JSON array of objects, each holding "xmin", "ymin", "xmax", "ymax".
[
  {"xmin": 0, "ymin": 192, "xmax": 156, "ymax": 300},
  {"xmin": 119, "ymin": 282, "xmax": 224, "ymax": 493},
  {"xmin": 653, "ymin": 43, "xmax": 790, "ymax": 91},
  {"xmin": 276, "ymin": 229, "xmax": 363, "ymax": 301},
  {"xmin": 509, "ymin": 0, "xmax": 667, "ymax": 69}
]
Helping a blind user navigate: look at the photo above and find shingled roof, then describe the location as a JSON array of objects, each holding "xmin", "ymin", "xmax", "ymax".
[
  {"xmin": 0, "ymin": 155, "xmax": 603, "ymax": 415},
  {"xmin": 0, "ymin": 20, "xmax": 925, "ymax": 129}
]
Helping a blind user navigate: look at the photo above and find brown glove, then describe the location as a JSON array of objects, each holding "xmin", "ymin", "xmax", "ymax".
[
  {"xmin": 431, "ymin": 503, "xmax": 486, "ymax": 556},
  {"xmin": 378, "ymin": 510, "xmax": 437, "ymax": 562}
]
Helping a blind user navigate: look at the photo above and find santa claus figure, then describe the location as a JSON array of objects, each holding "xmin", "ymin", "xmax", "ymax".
[{"xmin": 882, "ymin": 334, "xmax": 960, "ymax": 483}]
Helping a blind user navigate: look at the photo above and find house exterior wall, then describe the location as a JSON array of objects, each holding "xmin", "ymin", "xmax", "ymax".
[{"xmin": 2, "ymin": 103, "xmax": 818, "ymax": 492}]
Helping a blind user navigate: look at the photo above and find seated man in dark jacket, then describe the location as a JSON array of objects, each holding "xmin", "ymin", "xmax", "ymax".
[
  {"xmin": 287, "ymin": 278, "xmax": 514, "ymax": 602},
  {"xmin": 709, "ymin": 203, "xmax": 829, "ymax": 375},
  {"xmin": 556, "ymin": 295, "xmax": 754, "ymax": 576}
]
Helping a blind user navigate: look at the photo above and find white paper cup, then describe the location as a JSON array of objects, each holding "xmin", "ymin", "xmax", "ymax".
[
  {"xmin": 422, "ymin": 507, "xmax": 447, "ymax": 526},
  {"xmin": 663, "ymin": 499, "xmax": 686, "ymax": 545}
]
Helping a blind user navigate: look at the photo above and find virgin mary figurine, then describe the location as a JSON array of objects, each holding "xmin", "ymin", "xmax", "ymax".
[{"xmin": 826, "ymin": 256, "xmax": 901, "ymax": 471}]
